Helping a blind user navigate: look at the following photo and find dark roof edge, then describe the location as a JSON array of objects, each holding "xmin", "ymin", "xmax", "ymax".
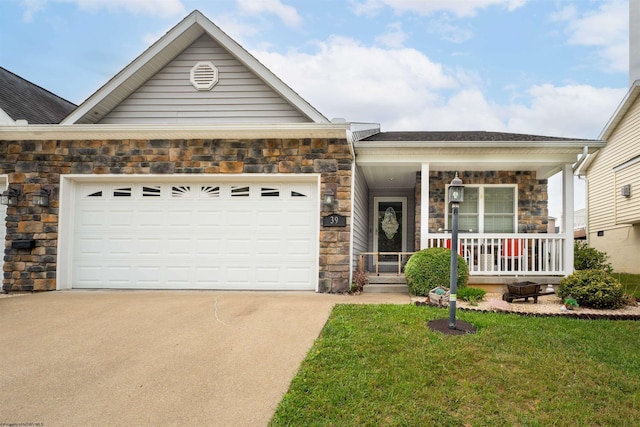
[
  {"xmin": 361, "ymin": 130, "xmax": 600, "ymax": 143},
  {"xmin": 0, "ymin": 66, "xmax": 77, "ymax": 109}
]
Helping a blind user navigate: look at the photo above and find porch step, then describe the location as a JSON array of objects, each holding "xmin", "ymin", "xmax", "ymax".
[{"xmin": 364, "ymin": 275, "xmax": 409, "ymax": 293}]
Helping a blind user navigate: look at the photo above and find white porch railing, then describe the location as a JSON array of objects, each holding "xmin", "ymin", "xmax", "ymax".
[
  {"xmin": 358, "ymin": 234, "xmax": 566, "ymax": 276},
  {"xmin": 426, "ymin": 233, "xmax": 566, "ymax": 276}
]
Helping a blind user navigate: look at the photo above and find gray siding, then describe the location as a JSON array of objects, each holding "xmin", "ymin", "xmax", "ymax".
[
  {"xmin": 352, "ymin": 166, "xmax": 369, "ymax": 269},
  {"xmin": 100, "ymin": 34, "xmax": 310, "ymax": 124}
]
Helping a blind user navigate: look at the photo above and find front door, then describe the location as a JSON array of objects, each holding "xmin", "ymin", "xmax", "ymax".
[{"xmin": 373, "ymin": 197, "xmax": 406, "ymax": 265}]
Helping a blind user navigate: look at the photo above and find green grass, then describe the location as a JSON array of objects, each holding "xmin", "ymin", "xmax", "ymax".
[
  {"xmin": 270, "ymin": 305, "xmax": 640, "ymax": 426},
  {"xmin": 615, "ymin": 273, "xmax": 640, "ymax": 298}
]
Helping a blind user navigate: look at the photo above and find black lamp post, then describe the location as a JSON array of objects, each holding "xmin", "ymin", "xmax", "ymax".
[{"xmin": 448, "ymin": 173, "xmax": 464, "ymax": 329}]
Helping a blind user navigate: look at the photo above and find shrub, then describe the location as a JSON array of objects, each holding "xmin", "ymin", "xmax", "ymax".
[
  {"xmin": 574, "ymin": 241, "xmax": 613, "ymax": 273},
  {"xmin": 558, "ymin": 269, "xmax": 624, "ymax": 309},
  {"xmin": 458, "ymin": 287, "xmax": 487, "ymax": 305},
  {"xmin": 350, "ymin": 270, "xmax": 369, "ymax": 293},
  {"xmin": 404, "ymin": 247, "xmax": 468, "ymax": 296}
]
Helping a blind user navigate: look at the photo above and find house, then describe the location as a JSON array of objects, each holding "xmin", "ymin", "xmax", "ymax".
[
  {"xmin": 0, "ymin": 66, "xmax": 76, "ymax": 126},
  {"xmin": 577, "ymin": 81, "xmax": 640, "ymax": 273},
  {"xmin": 0, "ymin": 10, "xmax": 603, "ymax": 293},
  {"xmin": 0, "ymin": 67, "xmax": 76, "ymax": 289},
  {"xmin": 574, "ymin": 1, "xmax": 640, "ymax": 274}
]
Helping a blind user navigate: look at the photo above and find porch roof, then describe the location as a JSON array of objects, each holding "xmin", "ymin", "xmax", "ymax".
[
  {"xmin": 354, "ymin": 131, "xmax": 605, "ymax": 189},
  {"xmin": 359, "ymin": 131, "xmax": 601, "ymax": 145}
]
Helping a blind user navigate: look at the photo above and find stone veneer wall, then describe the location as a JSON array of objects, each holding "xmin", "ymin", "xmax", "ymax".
[
  {"xmin": 0, "ymin": 138, "xmax": 352, "ymax": 293},
  {"xmin": 414, "ymin": 170, "xmax": 548, "ymax": 247}
]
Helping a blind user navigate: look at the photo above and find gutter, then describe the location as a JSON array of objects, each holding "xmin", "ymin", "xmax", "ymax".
[
  {"xmin": 0, "ymin": 122, "xmax": 351, "ymax": 141},
  {"xmin": 354, "ymin": 140, "xmax": 606, "ymax": 149}
]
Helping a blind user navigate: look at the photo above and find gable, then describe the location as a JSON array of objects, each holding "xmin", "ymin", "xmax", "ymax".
[
  {"xmin": 62, "ymin": 10, "xmax": 327, "ymax": 125},
  {"xmin": 99, "ymin": 34, "xmax": 311, "ymax": 125}
]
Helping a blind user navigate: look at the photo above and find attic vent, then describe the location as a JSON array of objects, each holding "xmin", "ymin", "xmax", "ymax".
[{"xmin": 190, "ymin": 61, "xmax": 219, "ymax": 91}]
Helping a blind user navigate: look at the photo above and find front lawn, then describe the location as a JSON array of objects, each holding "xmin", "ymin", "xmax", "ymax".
[{"xmin": 271, "ymin": 305, "xmax": 640, "ymax": 426}]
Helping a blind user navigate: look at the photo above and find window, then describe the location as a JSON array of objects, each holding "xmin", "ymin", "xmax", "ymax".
[
  {"xmin": 447, "ymin": 185, "xmax": 516, "ymax": 233},
  {"xmin": 113, "ymin": 187, "xmax": 132, "ymax": 197},
  {"xmin": 142, "ymin": 186, "xmax": 161, "ymax": 197}
]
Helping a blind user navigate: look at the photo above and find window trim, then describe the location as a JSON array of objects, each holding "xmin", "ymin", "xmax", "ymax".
[{"xmin": 445, "ymin": 184, "xmax": 518, "ymax": 233}]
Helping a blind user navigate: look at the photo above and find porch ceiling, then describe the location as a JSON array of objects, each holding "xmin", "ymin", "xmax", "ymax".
[{"xmin": 356, "ymin": 145, "xmax": 597, "ymax": 189}]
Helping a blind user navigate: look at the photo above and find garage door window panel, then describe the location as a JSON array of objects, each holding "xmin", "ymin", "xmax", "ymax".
[
  {"xmin": 113, "ymin": 187, "xmax": 132, "ymax": 197},
  {"xmin": 199, "ymin": 186, "xmax": 219, "ymax": 198}
]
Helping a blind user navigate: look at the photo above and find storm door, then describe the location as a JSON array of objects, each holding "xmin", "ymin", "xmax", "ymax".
[{"xmin": 373, "ymin": 197, "xmax": 407, "ymax": 265}]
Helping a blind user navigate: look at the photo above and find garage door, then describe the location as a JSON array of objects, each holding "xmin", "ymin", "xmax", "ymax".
[{"xmin": 71, "ymin": 179, "xmax": 318, "ymax": 290}]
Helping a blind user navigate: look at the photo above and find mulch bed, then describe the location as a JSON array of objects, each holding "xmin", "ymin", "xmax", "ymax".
[{"xmin": 415, "ymin": 300, "xmax": 640, "ymax": 321}]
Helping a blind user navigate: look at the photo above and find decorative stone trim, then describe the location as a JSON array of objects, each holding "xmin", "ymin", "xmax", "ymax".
[{"xmin": 0, "ymin": 138, "xmax": 353, "ymax": 292}]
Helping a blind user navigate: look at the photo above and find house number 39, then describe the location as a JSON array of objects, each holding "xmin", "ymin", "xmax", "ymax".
[{"xmin": 323, "ymin": 214, "xmax": 346, "ymax": 227}]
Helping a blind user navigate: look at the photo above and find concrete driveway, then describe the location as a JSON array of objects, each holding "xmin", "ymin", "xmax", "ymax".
[{"xmin": 0, "ymin": 290, "xmax": 409, "ymax": 426}]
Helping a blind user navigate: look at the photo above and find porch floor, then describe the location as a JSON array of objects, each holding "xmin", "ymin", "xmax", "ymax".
[{"xmin": 364, "ymin": 273, "xmax": 562, "ymax": 294}]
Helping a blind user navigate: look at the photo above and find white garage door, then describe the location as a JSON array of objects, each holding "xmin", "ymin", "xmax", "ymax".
[{"xmin": 71, "ymin": 179, "xmax": 318, "ymax": 290}]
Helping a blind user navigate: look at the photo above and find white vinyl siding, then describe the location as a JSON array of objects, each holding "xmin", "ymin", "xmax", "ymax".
[
  {"xmin": 588, "ymin": 95, "xmax": 640, "ymax": 230},
  {"xmin": 448, "ymin": 185, "xmax": 517, "ymax": 233},
  {"xmin": 100, "ymin": 34, "xmax": 310, "ymax": 124},
  {"xmin": 614, "ymin": 161, "xmax": 640, "ymax": 224}
]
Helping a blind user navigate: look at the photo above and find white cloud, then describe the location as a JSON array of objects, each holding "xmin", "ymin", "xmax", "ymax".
[
  {"xmin": 254, "ymin": 36, "xmax": 458, "ymax": 126},
  {"xmin": 552, "ymin": 0, "xmax": 628, "ymax": 73},
  {"xmin": 255, "ymin": 35, "xmax": 624, "ymax": 139},
  {"xmin": 351, "ymin": 0, "xmax": 528, "ymax": 18},
  {"xmin": 19, "ymin": 0, "xmax": 47, "ymax": 22},
  {"xmin": 375, "ymin": 22, "xmax": 407, "ymax": 48},
  {"xmin": 236, "ymin": 0, "xmax": 302, "ymax": 28},
  {"xmin": 19, "ymin": 0, "xmax": 186, "ymax": 19},
  {"xmin": 505, "ymin": 84, "xmax": 626, "ymax": 138},
  {"xmin": 428, "ymin": 14, "xmax": 473, "ymax": 43}
]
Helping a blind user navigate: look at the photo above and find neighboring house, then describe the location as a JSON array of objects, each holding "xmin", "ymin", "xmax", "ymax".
[
  {"xmin": 575, "ymin": 2, "xmax": 640, "ymax": 274},
  {"xmin": 577, "ymin": 81, "xmax": 640, "ymax": 274},
  {"xmin": 0, "ymin": 67, "xmax": 76, "ymax": 125},
  {"xmin": 0, "ymin": 67, "xmax": 76, "ymax": 288},
  {"xmin": 573, "ymin": 208, "xmax": 586, "ymax": 240},
  {"xmin": 0, "ymin": 11, "xmax": 603, "ymax": 293}
]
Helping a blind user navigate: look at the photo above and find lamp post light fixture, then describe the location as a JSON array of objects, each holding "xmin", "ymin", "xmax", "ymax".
[
  {"xmin": 0, "ymin": 187, "xmax": 21, "ymax": 206},
  {"xmin": 32, "ymin": 187, "xmax": 51, "ymax": 207},
  {"xmin": 448, "ymin": 173, "xmax": 464, "ymax": 329}
]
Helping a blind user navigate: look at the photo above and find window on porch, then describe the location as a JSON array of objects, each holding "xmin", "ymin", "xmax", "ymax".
[{"xmin": 447, "ymin": 185, "xmax": 516, "ymax": 233}]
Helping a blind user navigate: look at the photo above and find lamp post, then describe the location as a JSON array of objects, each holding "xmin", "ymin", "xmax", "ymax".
[{"xmin": 448, "ymin": 173, "xmax": 464, "ymax": 329}]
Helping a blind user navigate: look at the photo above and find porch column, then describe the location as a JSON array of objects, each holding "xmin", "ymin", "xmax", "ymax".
[
  {"xmin": 420, "ymin": 163, "xmax": 430, "ymax": 249},
  {"xmin": 562, "ymin": 163, "xmax": 574, "ymax": 275}
]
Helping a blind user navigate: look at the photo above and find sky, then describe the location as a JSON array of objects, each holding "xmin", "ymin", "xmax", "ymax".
[{"xmin": 0, "ymin": 0, "xmax": 632, "ymax": 221}]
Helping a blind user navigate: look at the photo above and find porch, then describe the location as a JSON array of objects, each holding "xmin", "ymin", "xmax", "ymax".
[{"xmin": 358, "ymin": 234, "xmax": 566, "ymax": 290}]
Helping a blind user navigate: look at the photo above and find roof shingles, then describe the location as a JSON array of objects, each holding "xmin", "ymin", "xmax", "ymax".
[
  {"xmin": 0, "ymin": 67, "xmax": 76, "ymax": 124},
  {"xmin": 362, "ymin": 131, "xmax": 593, "ymax": 142}
]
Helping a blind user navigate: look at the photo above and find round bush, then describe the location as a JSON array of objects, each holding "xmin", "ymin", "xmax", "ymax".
[
  {"xmin": 404, "ymin": 247, "xmax": 469, "ymax": 296},
  {"xmin": 558, "ymin": 269, "xmax": 624, "ymax": 309}
]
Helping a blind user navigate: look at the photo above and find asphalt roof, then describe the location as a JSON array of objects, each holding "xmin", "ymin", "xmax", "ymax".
[
  {"xmin": 361, "ymin": 131, "xmax": 595, "ymax": 142},
  {"xmin": 0, "ymin": 67, "xmax": 76, "ymax": 124}
]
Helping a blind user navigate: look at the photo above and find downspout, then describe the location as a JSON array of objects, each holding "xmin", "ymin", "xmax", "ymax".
[{"xmin": 347, "ymin": 127, "xmax": 356, "ymax": 290}]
